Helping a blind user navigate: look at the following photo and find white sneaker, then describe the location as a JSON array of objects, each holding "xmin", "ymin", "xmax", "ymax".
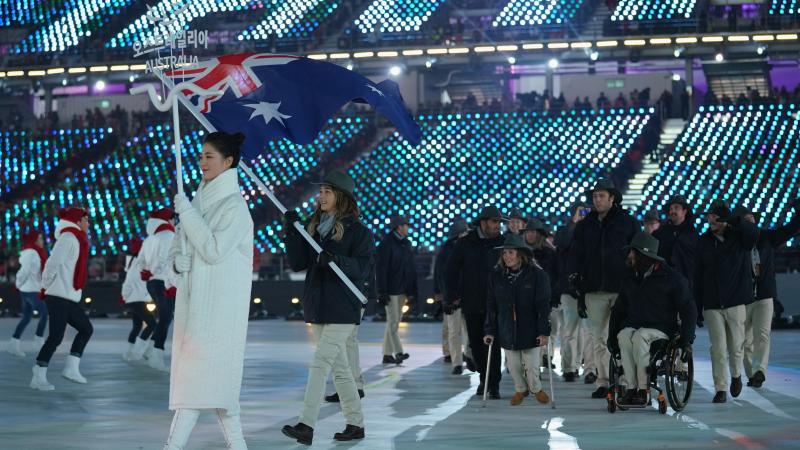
[
  {"xmin": 122, "ymin": 343, "xmax": 135, "ymax": 361},
  {"xmin": 62, "ymin": 355, "xmax": 88, "ymax": 384},
  {"xmin": 148, "ymin": 348, "xmax": 170, "ymax": 372},
  {"xmin": 30, "ymin": 366, "xmax": 55, "ymax": 391},
  {"xmin": 33, "ymin": 335, "xmax": 45, "ymax": 352},
  {"xmin": 7, "ymin": 337, "xmax": 26, "ymax": 357},
  {"xmin": 129, "ymin": 338, "xmax": 151, "ymax": 362}
]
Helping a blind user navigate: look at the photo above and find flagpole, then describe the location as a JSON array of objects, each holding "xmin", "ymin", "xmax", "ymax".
[
  {"xmin": 150, "ymin": 69, "xmax": 368, "ymax": 305},
  {"xmin": 172, "ymin": 95, "xmax": 184, "ymax": 195}
]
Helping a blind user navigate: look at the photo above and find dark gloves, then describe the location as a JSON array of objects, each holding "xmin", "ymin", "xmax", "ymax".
[
  {"xmin": 578, "ymin": 295, "xmax": 588, "ymax": 319},
  {"xmin": 696, "ymin": 310, "xmax": 704, "ymax": 328},
  {"xmin": 678, "ymin": 340, "xmax": 693, "ymax": 363},
  {"xmin": 443, "ymin": 303, "xmax": 460, "ymax": 315},
  {"xmin": 550, "ymin": 295, "xmax": 561, "ymax": 309},
  {"xmin": 377, "ymin": 295, "xmax": 390, "ymax": 306},
  {"xmin": 318, "ymin": 250, "xmax": 338, "ymax": 266},
  {"xmin": 607, "ymin": 337, "xmax": 620, "ymax": 359},
  {"xmin": 283, "ymin": 210, "xmax": 301, "ymax": 236}
]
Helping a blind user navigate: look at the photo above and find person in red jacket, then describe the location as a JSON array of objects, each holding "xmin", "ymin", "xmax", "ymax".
[{"xmin": 30, "ymin": 207, "xmax": 93, "ymax": 391}]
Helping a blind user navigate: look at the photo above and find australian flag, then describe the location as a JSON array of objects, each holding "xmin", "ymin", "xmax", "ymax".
[{"xmin": 166, "ymin": 53, "xmax": 422, "ymax": 159}]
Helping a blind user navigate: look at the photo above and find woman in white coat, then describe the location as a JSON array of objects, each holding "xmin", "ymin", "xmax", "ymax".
[{"xmin": 162, "ymin": 131, "xmax": 254, "ymax": 450}]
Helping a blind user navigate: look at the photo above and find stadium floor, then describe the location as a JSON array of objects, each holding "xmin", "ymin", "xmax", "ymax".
[{"xmin": 1, "ymin": 319, "xmax": 799, "ymax": 449}]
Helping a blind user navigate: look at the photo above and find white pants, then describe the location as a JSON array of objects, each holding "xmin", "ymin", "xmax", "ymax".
[
  {"xmin": 300, "ymin": 324, "xmax": 364, "ymax": 427},
  {"xmin": 617, "ymin": 327, "xmax": 668, "ymax": 390},
  {"xmin": 345, "ymin": 310, "xmax": 365, "ymax": 390},
  {"xmin": 505, "ymin": 347, "xmax": 544, "ymax": 394},
  {"xmin": 744, "ymin": 298, "xmax": 773, "ymax": 378},
  {"xmin": 706, "ymin": 305, "xmax": 746, "ymax": 392},
  {"xmin": 382, "ymin": 295, "xmax": 405, "ymax": 356},
  {"xmin": 442, "ymin": 313, "xmax": 450, "ymax": 357},
  {"xmin": 163, "ymin": 408, "xmax": 247, "ymax": 450},
  {"xmin": 444, "ymin": 311, "xmax": 464, "ymax": 367},
  {"xmin": 549, "ymin": 306, "xmax": 561, "ymax": 364},
  {"xmin": 560, "ymin": 295, "xmax": 581, "ymax": 373},
  {"xmin": 585, "ymin": 292, "xmax": 617, "ymax": 387}
]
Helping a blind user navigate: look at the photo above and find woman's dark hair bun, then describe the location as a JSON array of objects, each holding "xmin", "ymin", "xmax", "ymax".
[{"xmin": 204, "ymin": 131, "xmax": 243, "ymax": 168}]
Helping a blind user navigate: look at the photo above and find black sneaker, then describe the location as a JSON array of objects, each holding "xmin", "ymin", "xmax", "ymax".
[
  {"xmin": 465, "ymin": 355, "xmax": 476, "ymax": 372},
  {"xmin": 443, "ymin": 355, "xmax": 452, "ymax": 363},
  {"xmin": 591, "ymin": 386, "xmax": 609, "ymax": 399},
  {"xmin": 395, "ymin": 353, "xmax": 409, "ymax": 365},
  {"xmin": 633, "ymin": 389, "xmax": 648, "ymax": 406},
  {"xmin": 563, "ymin": 371, "xmax": 577, "ymax": 382},
  {"xmin": 750, "ymin": 371, "xmax": 765, "ymax": 388},
  {"xmin": 382, "ymin": 355, "xmax": 396, "ymax": 364},
  {"xmin": 730, "ymin": 376, "xmax": 743, "ymax": 398},
  {"xmin": 282, "ymin": 423, "xmax": 314, "ymax": 445},
  {"xmin": 621, "ymin": 388, "xmax": 637, "ymax": 405},
  {"xmin": 333, "ymin": 424, "xmax": 365, "ymax": 441},
  {"xmin": 324, "ymin": 390, "xmax": 365, "ymax": 403},
  {"xmin": 584, "ymin": 372, "xmax": 598, "ymax": 384},
  {"xmin": 713, "ymin": 391, "xmax": 727, "ymax": 403},
  {"xmin": 452, "ymin": 365, "xmax": 463, "ymax": 375},
  {"xmin": 488, "ymin": 388, "xmax": 501, "ymax": 400}
]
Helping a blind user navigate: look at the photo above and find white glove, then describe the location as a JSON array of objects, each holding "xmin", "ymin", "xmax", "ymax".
[
  {"xmin": 174, "ymin": 193, "xmax": 192, "ymax": 215},
  {"xmin": 174, "ymin": 254, "xmax": 192, "ymax": 273}
]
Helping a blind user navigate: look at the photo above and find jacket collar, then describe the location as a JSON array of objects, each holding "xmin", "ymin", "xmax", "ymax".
[
  {"xmin": 146, "ymin": 218, "xmax": 168, "ymax": 235},
  {"xmin": 193, "ymin": 168, "xmax": 241, "ymax": 215},
  {"xmin": 55, "ymin": 219, "xmax": 81, "ymax": 239}
]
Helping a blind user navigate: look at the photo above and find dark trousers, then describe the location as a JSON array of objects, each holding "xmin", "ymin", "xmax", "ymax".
[
  {"xmin": 147, "ymin": 280, "xmax": 173, "ymax": 350},
  {"xmin": 126, "ymin": 302, "xmax": 156, "ymax": 343},
  {"xmin": 465, "ymin": 312, "xmax": 502, "ymax": 390},
  {"xmin": 36, "ymin": 296, "xmax": 93, "ymax": 365},
  {"xmin": 13, "ymin": 291, "xmax": 49, "ymax": 339}
]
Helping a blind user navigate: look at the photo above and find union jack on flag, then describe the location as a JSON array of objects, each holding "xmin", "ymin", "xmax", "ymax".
[{"xmin": 166, "ymin": 52, "xmax": 422, "ymax": 159}]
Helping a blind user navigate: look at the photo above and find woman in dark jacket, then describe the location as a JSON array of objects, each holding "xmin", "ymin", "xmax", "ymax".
[
  {"xmin": 281, "ymin": 171, "xmax": 374, "ymax": 445},
  {"xmin": 484, "ymin": 234, "xmax": 552, "ymax": 406}
]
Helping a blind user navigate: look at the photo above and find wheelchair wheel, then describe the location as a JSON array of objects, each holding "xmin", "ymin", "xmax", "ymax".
[
  {"xmin": 608, "ymin": 356, "xmax": 628, "ymax": 411},
  {"xmin": 658, "ymin": 396, "xmax": 668, "ymax": 414},
  {"xmin": 666, "ymin": 345, "xmax": 693, "ymax": 412}
]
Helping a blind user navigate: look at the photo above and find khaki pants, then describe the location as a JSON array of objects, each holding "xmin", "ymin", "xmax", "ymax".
[
  {"xmin": 299, "ymin": 324, "xmax": 363, "ymax": 428},
  {"xmin": 442, "ymin": 313, "xmax": 450, "ymax": 357},
  {"xmin": 462, "ymin": 312, "xmax": 472, "ymax": 361},
  {"xmin": 617, "ymin": 327, "xmax": 668, "ymax": 390},
  {"xmin": 580, "ymin": 317, "xmax": 594, "ymax": 374},
  {"xmin": 345, "ymin": 310, "xmax": 365, "ymax": 390},
  {"xmin": 706, "ymin": 305, "xmax": 746, "ymax": 392},
  {"xmin": 560, "ymin": 294, "xmax": 581, "ymax": 373},
  {"xmin": 505, "ymin": 347, "xmax": 544, "ymax": 394},
  {"xmin": 444, "ymin": 311, "xmax": 464, "ymax": 367},
  {"xmin": 744, "ymin": 298, "xmax": 773, "ymax": 378},
  {"xmin": 382, "ymin": 295, "xmax": 405, "ymax": 356},
  {"xmin": 585, "ymin": 292, "xmax": 617, "ymax": 387}
]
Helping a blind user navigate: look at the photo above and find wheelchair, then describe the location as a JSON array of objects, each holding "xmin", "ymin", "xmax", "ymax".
[{"xmin": 607, "ymin": 335, "xmax": 693, "ymax": 414}]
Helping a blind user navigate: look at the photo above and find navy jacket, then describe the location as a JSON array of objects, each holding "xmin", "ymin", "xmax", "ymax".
[
  {"xmin": 433, "ymin": 238, "xmax": 457, "ymax": 297},
  {"xmin": 609, "ymin": 264, "xmax": 697, "ymax": 347},
  {"xmin": 376, "ymin": 231, "xmax": 418, "ymax": 299},
  {"xmin": 532, "ymin": 245, "xmax": 560, "ymax": 306},
  {"xmin": 445, "ymin": 229, "xmax": 504, "ymax": 314},
  {"xmin": 694, "ymin": 217, "xmax": 759, "ymax": 312},
  {"xmin": 568, "ymin": 207, "xmax": 640, "ymax": 293},
  {"xmin": 484, "ymin": 264, "xmax": 551, "ymax": 351},
  {"xmin": 653, "ymin": 217, "xmax": 700, "ymax": 288},
  {"xmin": 553, "ymin": 223, "xmax": 577, "ymax": 296},
  {"xmin": 285, "ymin": 216, "xmax": 374, "ymax": 324},
  {"xmin": 753, "ymin": 217, "xmax": 800, "ymax": 301}
]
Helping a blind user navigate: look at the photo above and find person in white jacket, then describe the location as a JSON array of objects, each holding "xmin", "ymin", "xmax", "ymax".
[
  {"xmin": 137, "ymin": 207, "xmax": 176, "ymax": 371},
  {"xmin": 30, "ymin": 207, "xmax": 93, "ymax": 391},
  {"xmin": 8, "ymin": 230, "xmax": 49, "ymax": 357},
  {"xmin": 121, "ymin": 238, "xmax": 157, "ymax": 361},
  {"xmin": 162, "ymin": 131, "xmax": 253, "ymax": 450}
]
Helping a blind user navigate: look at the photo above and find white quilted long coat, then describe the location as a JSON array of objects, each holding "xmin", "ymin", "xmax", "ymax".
[{"xmin": 168, "ymin": 168, "xmax": 254, "ymax": 414}]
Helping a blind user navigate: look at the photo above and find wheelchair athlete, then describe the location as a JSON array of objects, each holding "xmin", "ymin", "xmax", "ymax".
[{"xmin": 608, "ymin": 233, "xmax": 696, "ymax": 406}]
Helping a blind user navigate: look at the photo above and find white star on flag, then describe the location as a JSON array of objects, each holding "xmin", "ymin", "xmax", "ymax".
[
  {"xmin": 366, "ymin": 84, "xmax": 385, "ymax": 97},
  {"xmin": 244, "ymin": 101, "xmax": 292, "ymax": 126}
]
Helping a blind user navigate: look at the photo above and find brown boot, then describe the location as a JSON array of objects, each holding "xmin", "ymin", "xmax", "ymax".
[
  {"xmin": 535, "ymin": 389, "xmax": 550, "ymax": 404},
  {"xmin": 510, "ymin": 391, "xmax": 528, "ymax": 406}
]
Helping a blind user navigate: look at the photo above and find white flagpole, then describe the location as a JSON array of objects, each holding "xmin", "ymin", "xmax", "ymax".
[{"xmin": 148, "ymin": 68, "xmax": 368, "ymax": 305}]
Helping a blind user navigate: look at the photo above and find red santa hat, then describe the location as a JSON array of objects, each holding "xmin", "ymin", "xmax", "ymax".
[
  {"xmin": 21, "ymin": 230, "xmax": 41, "ymax": 246},
  {"xmin": 148, "ymin": 207, "xmax": 174, "ymax": 222},
  {"xmin": 58, "ymin": 207, "xmax": 88, "ymax": 224},
  {"xmin": 128, "ymin": 238, "xmax": 143, "ymax": 256}
]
